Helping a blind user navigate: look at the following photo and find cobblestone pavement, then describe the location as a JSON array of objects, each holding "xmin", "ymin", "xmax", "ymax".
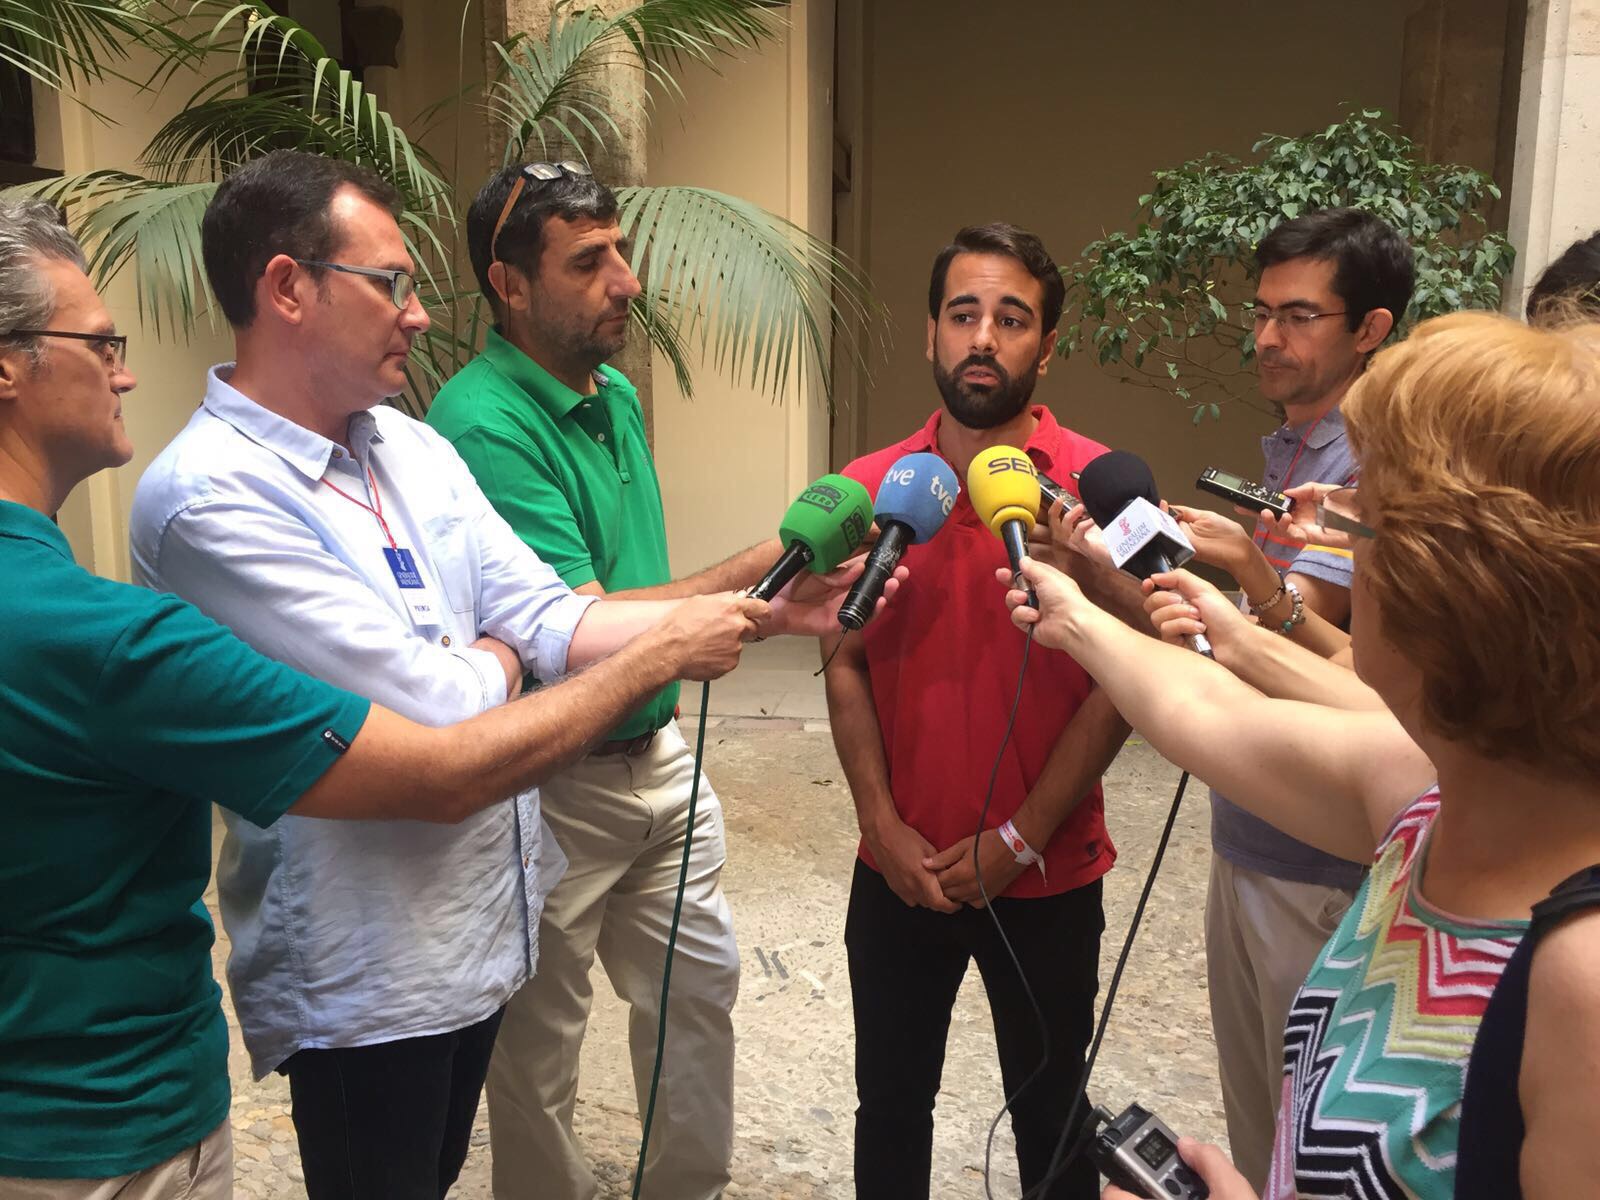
[{"xmin": 213, "ymin": 725, "xmax": 1224, "ymax": 1198}]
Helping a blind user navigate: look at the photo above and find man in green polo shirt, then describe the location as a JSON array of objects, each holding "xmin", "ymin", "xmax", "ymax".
[
  {"xmin": 429, "ymin": 166, "xmax": 821, "ymax": 1200},
  {"xmin": 0, "ymin": 197, "xmax": 766, "ymax": 1197}
]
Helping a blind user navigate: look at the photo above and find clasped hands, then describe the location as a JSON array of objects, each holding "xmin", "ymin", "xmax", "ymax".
[{"xmin": 865, "ymin": 813, "xmax": 1031, "ymax": 912}]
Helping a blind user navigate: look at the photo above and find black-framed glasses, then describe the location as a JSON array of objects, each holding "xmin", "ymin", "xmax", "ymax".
[
  {"xmin": 1243, "ymin": 303, "xmax": 1349, "ymax": 333},
  {"xmin": 294, "ymin": 260, "xmax": 417, "ymax": 309},
  {"xmin": 490, "ymin": 160, "xmax": 594, "ymax": 263},
  {"xmin": 6, "ymin": 328, "xmax": 128, "ymax": 370},
  {"xmin": 1317, "ymin": 486, "xmax": 1375, "ymax": 540}
]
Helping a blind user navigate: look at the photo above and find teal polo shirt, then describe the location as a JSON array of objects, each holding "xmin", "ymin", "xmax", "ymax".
[
  {"xmin": 428, "ymin": 329, "xmax": 676, "ymax": 739},
  {"xmin": 0, "ymin": 501, "xmax": 370, "ymax": 1179}
]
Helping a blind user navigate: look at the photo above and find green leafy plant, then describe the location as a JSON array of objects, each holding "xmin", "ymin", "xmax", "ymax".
[
  {"xmin": 3, "ymin": 0, "xmax": 880, "ymax": 414},
  {"xmin": 1059, "ymin": 108, "xmax": 1514, "ymax": 422}
]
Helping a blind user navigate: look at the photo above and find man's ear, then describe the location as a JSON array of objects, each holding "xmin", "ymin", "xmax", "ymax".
[
  {"xmin": 0, "ymin": 347, "xmax": 27, "ymax": 403},
  {"xmin": 1355, "ymin": 308, "xmax": 1395, "ymax": 354},
  {"xmin": 492, "ymin": 261, "xmax": 533, "ymax": 314},
  {"xmin": 926, "ymin": 315, "xmax": 937, "ymax": 363},
  {"xmin": 259, "ymin": 254, "xmax": 311, "ymax": 325},
  {"xmin": 1036, "ymin": 328, "xmax": 1059, "ymax": 376}
]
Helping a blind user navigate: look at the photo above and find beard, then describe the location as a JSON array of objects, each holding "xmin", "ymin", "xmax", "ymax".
[
  {"xmin": 932, "ymin": 353, "xmax": 1038, "ymax": 430},
  {"xmin": 536, "ymin": 298, "xmax": 632, "ymax": 368}
]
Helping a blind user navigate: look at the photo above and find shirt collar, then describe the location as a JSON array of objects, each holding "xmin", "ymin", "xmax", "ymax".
[
  {"xmin": 910, "ymin": 404, "xmax": 1063, "ymax": 472},
  {"xmin": 480, "ymin": 328, "xmax": 634, "ymax": 422},
  {"xmin": 202, "ymin": 364, "xmax": 385, "ymax": 483},
  {"xmin": 1281, "ymin": 404, "xmax": 1346, "ymax": 451},
  {"xmin": 0, "ymin": 499, "xmax": 73, "ymax": 561}
]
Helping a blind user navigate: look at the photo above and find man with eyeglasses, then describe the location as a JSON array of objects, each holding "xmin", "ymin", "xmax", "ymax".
[
  {"xmin": 123, "ymin": 150, "xmax": 845, "ymax": 1197},
  {"xmin": 1195, "ymin": 206, "xmax": 1415, "ymax": 1190}
]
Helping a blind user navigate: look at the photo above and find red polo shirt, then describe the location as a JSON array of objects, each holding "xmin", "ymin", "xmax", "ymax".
[{"xmin": 840, "ymin": 405, "xmax": 1116, "ymax": 899}]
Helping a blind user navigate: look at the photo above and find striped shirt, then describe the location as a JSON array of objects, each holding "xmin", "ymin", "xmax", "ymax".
[{"xmin": 1266, "ymin": 790, "xmax": 1527, "ymax": 1199}]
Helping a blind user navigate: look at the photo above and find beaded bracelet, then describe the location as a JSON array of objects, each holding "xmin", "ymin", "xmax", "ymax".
[
  {"xmin": 1247, "ymin": 579, "xmax": 1288, "ymax": 618},
  {"xmin": 1275, "ymin": 579, "xmax": 1306, "ymax": 635}
]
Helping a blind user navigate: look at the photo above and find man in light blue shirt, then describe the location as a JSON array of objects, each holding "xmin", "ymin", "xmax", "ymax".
[{"xmin": 128, "ymin": 150, "xmax": 827, "ymax": 1198}]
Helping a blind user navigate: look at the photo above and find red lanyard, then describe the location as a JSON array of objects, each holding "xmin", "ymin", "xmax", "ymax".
[
  {"xmin": 322, "ymin": 468, "xmax": 399, "ymax": 550},
  {"xmin": 1254, "ymin": 411, "xmax": 1326, "ymax": 548}
]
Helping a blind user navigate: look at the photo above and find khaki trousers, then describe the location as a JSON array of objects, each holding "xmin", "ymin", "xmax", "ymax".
[
  {"xmin": 0, "ymin": 1120, "xmax": 232, "ymax": 1200},
  {"xmin": 487, "ymin": 722, "xmax": 739, "ymax": 1200},
  {"xmin": 1205, "ymin": 855, "xmax": 1354, "ymax": 1193}
]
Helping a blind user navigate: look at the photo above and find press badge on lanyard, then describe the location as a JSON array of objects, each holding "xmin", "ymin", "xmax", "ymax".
[
  {"xmin": 383, "ymin": 546, "xmax": 443, "ymax": 626},
  {"xmin": 324, "ymin": 469, "xmax": 445, "ymax": 627}
]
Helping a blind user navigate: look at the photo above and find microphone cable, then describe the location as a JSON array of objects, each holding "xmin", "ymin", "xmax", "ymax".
[
  {"xmin": 1022, "ymin": 768, "xmax": 1193, "ymax": 1199},
  {"xmin": 632, "ymin": 678, "xmax": 714, "ymax": 1200},
  {"xmin": 973, "ymin": 627, "xmax": 1051, "ymax": 1199},
  {"xmin": 972, "ymin": 635, "xmax": 1196, "ymax": 1200}
]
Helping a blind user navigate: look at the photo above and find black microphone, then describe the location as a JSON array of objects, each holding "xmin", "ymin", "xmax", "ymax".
[{"xmin": 1077, "ymin": 450, "xmax": 1214, "ymax": 659}]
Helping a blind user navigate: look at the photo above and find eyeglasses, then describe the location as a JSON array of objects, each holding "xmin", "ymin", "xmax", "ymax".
[
  {"xmin": 6, "ymin": 328, "xmax": 129, "ymax": 371},
  {"xmin": 1244, "ymin": 304, "xmax": 1349, "ymax": 333},
  {"xmin": 294, "ymin": 260, "xmax": 417, "ymax": 309},
  {"xmin": 489, "ymin": 160, "xmax": 594, "ymax": 263},
  {"xmin": 1316, "ymin": 486, "xmax": 1375, "ymax": 540}
]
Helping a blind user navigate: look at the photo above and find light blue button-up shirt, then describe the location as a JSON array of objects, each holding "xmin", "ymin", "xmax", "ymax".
[{"xmin": 130, "ymin": 365, "xmax": 598, "ymax": 1077}]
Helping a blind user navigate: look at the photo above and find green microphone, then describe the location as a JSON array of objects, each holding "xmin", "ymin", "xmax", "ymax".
[{"xmin": 750, "ymin": 474, "xmax": 874, "ymax": 601}]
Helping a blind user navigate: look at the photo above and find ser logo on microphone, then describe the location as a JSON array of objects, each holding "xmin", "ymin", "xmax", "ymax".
[{"xmin": 985, "ymin": 455, "xmax": 1036, "ymax": 477}]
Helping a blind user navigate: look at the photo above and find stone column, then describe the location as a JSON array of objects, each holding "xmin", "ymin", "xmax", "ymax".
[
  {"xmin": 1504, "ymin": 0, "xmax": 1600, "ymax": 313},
  {"xmin": 481, "ymin": 0, "xmax": 655, "ymax": 442}
]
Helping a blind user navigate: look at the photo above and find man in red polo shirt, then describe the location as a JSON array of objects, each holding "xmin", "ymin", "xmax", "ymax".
[{"xmin": 824, "ymin": 223, "xmax": 1128, "ymax": 1199}]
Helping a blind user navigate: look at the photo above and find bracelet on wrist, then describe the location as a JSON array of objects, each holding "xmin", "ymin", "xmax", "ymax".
[
  {"xmin": 998, "ymin": 818, "xmax": 1048, "ymax": 883},
  {"xmin": 1247, "ymin": 579, "xmax": 1288, "ymax": 617},
  {"xmin": 1274, "ymin": 579, "xmax": 1306, "ymax": 635}
]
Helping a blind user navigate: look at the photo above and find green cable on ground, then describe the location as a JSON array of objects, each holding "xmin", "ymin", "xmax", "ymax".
[{"xmin": 631, "ymin": 678, "xmax": 712, "ymax": 1200}]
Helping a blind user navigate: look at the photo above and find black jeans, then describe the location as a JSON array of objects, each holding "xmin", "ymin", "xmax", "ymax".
[
  {"xmin": 281, "ymin": 1007, "xmax": 505, "ymax": 1199},
  {"xmin": 846, "ymin": 859, "xmax": 1104, "ymax": 1200}
]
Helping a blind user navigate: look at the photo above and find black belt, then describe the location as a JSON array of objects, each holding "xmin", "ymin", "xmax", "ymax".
[{"xmin": 590, "ymin": 729, "xmax": 660, "ymax": 757}]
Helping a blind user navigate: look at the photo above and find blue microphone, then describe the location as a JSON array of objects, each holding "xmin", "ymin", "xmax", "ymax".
[{"xmin": 837, "ymin": 452, "xmax": 960, "ymax": 630}]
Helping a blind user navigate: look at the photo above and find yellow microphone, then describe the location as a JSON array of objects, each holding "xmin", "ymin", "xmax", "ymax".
[{"xmin": 966, "ymin": 445, "xmax": 1041, "ymax": 607}]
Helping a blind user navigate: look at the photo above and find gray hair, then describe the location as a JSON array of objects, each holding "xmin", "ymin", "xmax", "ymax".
[{"xmin": 0, "ymin": 197, "xmax": 89, "ymax": 364}]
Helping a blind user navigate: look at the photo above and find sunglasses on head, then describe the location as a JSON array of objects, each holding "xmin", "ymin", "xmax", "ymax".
[{"xmin": 489, "ymin": 161, "xmax": 594, "ymax": 264}]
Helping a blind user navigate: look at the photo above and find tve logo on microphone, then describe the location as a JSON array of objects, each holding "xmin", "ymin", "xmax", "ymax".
[{"xmin": 884, "ymin": 461, "xmax": 958, "ymax": 517}]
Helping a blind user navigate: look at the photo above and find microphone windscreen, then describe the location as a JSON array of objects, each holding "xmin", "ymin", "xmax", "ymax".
[
  {"xmin": 965, "ymin": 445, "xmax": 1041, "ymax": 537},
  {"xmin": 1077, "ymin": 450, "xmax": 1161, "ymax": 529},
  {"xmin": 778, "ymin": 474, "xmax": 874, "ymax": 573},
  {"xmin": 872, "ymin": 453, "xmax": 960, "ymax": 544}
]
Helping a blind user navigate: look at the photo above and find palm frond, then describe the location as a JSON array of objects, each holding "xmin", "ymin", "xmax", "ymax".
[
  {"xmin": 605, "ymin": 0, "xmax": 782, "ymax": 104},
  {"xmin": 0, "ymin": 0, "xmax": 145, "ymax": 88},
  {"xmin": 7, "ymin": 170, "xmax": 216, "ymax": 338},
  {"xmin": 487, "ymin": 12, "xmax": 623, "ymax": 164},
  {"xmin": 616, "ymin": 185, "xmax": 881, "ymax": 400},
  {"xmin": 132, "ymin": 5, "xmax": 449, "ymax": 214}
]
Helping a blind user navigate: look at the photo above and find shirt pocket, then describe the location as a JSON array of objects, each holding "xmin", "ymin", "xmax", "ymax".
[{"xmin": 421, "ymin": 511, "xmax": 480, "ymax": 615}]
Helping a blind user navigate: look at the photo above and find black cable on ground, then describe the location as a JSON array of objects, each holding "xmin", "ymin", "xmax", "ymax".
[
  {"xmin": 1022, "ymin": 769, "xmax": 1193, "ymax": 1199},
  {"xmin": 631, "ymin": 679, "xmax": 713, "ymax": 1200}
]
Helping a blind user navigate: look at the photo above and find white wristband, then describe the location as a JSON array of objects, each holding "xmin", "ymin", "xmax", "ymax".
[{"xmin": 998, "ymin": 819, "xmax": 1047, "ymax": 883}]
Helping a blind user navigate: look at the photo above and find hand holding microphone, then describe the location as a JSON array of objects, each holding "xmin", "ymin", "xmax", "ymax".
[
  {"xmin": 966, "ymin": 445, "xmax": 1042, "ymax": 608},
  {"xmin": 1142, "ymin": 569, "xmax": 1252, "ymax": 654},
  {"xmin": 749, "ymin": 473, "xmax": 874, "ymax": 605},
  {"xmin": 1076, "ymin": 450, "xmax": 1214, "ymax": 658},
  {"xmin": 837, "ymin": 452, "xmax": 959, "ymax": 630}
]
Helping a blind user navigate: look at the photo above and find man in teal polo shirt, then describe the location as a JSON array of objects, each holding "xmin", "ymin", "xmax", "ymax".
[
  {"xmin": 429, "ymin": 165, "xmax": 818, "ymax": 1200},
  {"xmin": 0, "ymin": 197, "xmax": 764, "ymax": 1198}
]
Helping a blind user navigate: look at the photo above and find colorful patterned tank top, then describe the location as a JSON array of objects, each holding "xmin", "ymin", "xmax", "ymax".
[{"xmin": 1265, "ymin": 790, "xmax": 1527, "ymax": 1199}]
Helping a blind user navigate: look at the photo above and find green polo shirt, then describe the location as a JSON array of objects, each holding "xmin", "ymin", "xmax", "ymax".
[
  {"xmin": 0, "ymin": 501, "xmax": 370, "ymax": 1180},
  {"xmin": 428, "ymin": 329, "xmax": 677, "ymax": 739}
]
